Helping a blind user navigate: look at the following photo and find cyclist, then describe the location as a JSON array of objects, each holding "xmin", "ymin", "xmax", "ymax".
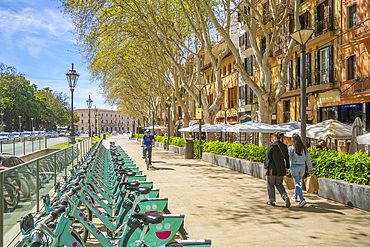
[{"xmin": 141, "ymin": 129, "xmax": 155, "ymax": 165}]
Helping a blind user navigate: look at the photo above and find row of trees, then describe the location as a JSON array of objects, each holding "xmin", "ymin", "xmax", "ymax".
[
  {"xmin": 61, "ymin": 0, "xmax": 300, "ymax": 145},
  {"xmin": 0, "ymin": 63, "xmax": 79, "ymax": 132}
]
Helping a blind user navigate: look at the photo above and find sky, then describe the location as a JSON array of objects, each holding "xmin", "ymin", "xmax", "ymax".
[{"xmin": 0, "ymin": 0, "xmax": 114, "ymax": 110}]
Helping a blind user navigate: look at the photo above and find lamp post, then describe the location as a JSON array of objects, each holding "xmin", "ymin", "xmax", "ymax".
[
  {"xmin": 194, "ymin": 81, "xmax": 206, "ymax": 159},
  {"xmin": 31, "ymin": 118, "xmax": 34, "ymax": 131},
  {"xmin": 152, "ymin": 110, "xmax": 155, "ymax": 135},
  {"xmin": 66, "ymin": 63, "xmax": 79, "ymax": 143},
  {"xmin": 0, "ymin": 110, "xmax": 4, "ymax": 132},
  {"xmin": 223, "ymin": 108, "xmax": 228, "ymax": 142},
  {"xmin": 86, "ymin": 95, "xmax": 93, "ymax": 137},
  {"xmin": 94, "ymin": 107, "xmax": 98, "ymax": 136},
  {"xmin": 18, "ymin": 116, "xmax": 22, "ymax": 132},
  {"xmin": 48, "ymin": 121, "xmax": 51, "ymax": 131},
  {"xmin": 290, "ymin": 28, "xmax": 314, "ymax": 147}
]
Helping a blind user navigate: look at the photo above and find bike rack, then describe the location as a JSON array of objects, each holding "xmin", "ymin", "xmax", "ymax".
[{"xmin": 0, "ymin": 137, "xmax": 93, "ymax": 247}]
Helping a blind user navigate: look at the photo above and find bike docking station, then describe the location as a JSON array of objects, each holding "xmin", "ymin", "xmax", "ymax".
[{"xmin": 13, "ymin": 139, "xmax": 212, "ymax": 247}]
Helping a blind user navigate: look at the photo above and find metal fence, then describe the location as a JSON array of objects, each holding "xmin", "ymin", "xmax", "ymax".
[{"xmin": 0, "ymin": 138, "xmax": 92, "ymax": 246}]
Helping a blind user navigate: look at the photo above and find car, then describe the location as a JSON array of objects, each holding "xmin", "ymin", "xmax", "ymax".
[
  {"xmin": 59, "ymin": 130, "xmax": 67, "ymax": 136},
  {"xmin": 46, "ymin": 131, "xmax": 53, "ymax": 137},
  {"xmin": 12, "ymin": 132, "xmax": 25, "ymax": 140},
  {"xmin": 0, "ymin": 133, "xmax": 10, "ymax": 141},
  {"xmin": 66, "ymin": 131, "xmax": 70, "ymax": 137},
  {"xmin": 23, "ymin": 132, "xmax": 33, "ymax": 138},
  {"xmin": 31, "ymin": 131, "xmax": 39, "ymax": 137},
  {"xmin": 0, "ymin": 154, "xmax": 24, "ymax": 167}
]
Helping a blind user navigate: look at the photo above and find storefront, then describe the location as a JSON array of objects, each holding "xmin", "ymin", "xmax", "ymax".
[{"xmin": 339, "ymin": 104, "xmax": 363, "ymax": 125}]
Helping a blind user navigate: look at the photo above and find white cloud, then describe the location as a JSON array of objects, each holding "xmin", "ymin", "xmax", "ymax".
[{"xmin": 0, "ymin": 7, "xmax": 75, "ymax": 57}]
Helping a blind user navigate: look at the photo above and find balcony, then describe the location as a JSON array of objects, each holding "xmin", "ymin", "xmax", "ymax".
[
  {"xmin": 314, "ymin": 16, "xmax": 337, "ymax": 37},
  {"xmin": 341, "ymin": 75, "xmax": 370, "ymax": 96}
]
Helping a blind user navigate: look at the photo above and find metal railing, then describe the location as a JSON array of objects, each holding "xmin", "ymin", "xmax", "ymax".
[
  {"xmin": 0, "ymin": 138, "xmax": 92, "ymax": 246},
  {"xmin": 1, "ymin": 136, "xmax": 53, "ymax": 156}
]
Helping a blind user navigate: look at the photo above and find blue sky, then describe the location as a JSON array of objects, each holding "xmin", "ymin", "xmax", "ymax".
[{"xmin": 0, "ymin": 0, "xmax": 114, "ymax": 110}]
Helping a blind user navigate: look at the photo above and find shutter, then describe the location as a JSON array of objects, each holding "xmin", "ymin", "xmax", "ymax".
[
  {"xmin": 306, "ymin": 52, "xmax": 311, "ymax": 87},
  {"xmin": 238, "ymin": 12, "xmax": 241, "ymax": 22},
  {"xmin": 314, "ymin": 5, "xmax": 319, "ymax": 35},
  {"xmin": 234, "ymin": 86, "xmax": 237, "ymax": 108},
  {"xmin": 245, "ymin": 85, "xmax": 249, "ymax": 103},
  {"xmin": 279, "ymin": 63, "xmax": 282, "ymax": 81},
  {"xmin": 246, "ymin": 56, "xmax": 251, "ymax": 75},
  {"xmin": 306, "ymin": 10, "xmax": 309, "ymax": 29},
  {"xmin": 328, "ymin": 0, "xmax": 333, "ymax": 31},
  {"xmin": 239, "ymin": 35, "xmax": 241, "ymax": 47},
  {"xmin": 354, "ymin": 55, "xmax": 357, "ymax": 79},
  {"xmin": 222, "ymin": 90, "xmax": 225, "ymax": 109},
  {"xmin": 244, "ymin": 57, "xmax": 248, "ymax": 72},
  {"xmin": 246, "ymin": 32, "xmax": 250, "ymax": 47},
  {"xmin": 328, "ymin": 45, "xmax": 334, "ymax": 82},
  {"xmin": 178, "ymin": 106, "xmax": 182, "ymax": 117},
  {"xmin": 295, "ymin": 57, "xmax": 300, "ymax": 89},
  {"xmin": 250, "ymin": 55, "xmax": 254, "ymax": 76},
  {"xmin": 315, "ymin": 50, "xmax": 320, "ymax": 84},
  {"xmin": 269, "ymin": 33, "xmax": 273, "ymax": 57},
  {"xmin": 250, "ymin": 87, "xmax": 254, "ymax": 103}
]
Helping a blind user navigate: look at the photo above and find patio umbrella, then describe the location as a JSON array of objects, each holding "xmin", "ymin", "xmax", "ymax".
[
  {"xmin": 178, "ymin": 125, "xmax": 195, "ymax": 132},
  {"xmin": 284, "ymin": 120, "xmax": 353, "ymax": 139},
  {"xmin": 277, "ymin": 121, "xmax": 310, "ymax": 131},
  {"xmin": 225, "ymin": 121, "xmax": 286, "ymax": 133},
  {"xmin": 203, "ymin": 123, "xmax": 233, "ymax": 132},
  {"xmin": 146, "ymin": 125, "xmax": 167, "ymax": 130},
  {"xmin": 348, "ymin": 117, "xmax": 364, "ymax": 154},
  {"xmin": 356, "ymin": 133, "xmax": 370, "ymax": 145}
]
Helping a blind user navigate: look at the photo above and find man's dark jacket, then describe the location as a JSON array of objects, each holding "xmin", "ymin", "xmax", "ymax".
[{"xmin": 264, "ymin": 141, "xmax": 290, "ymax": 176}]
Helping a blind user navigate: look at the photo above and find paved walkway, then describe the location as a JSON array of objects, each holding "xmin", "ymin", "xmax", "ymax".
[{"xmin": 94, "ymin": 135, "xmax": 370, "ymax": 246}]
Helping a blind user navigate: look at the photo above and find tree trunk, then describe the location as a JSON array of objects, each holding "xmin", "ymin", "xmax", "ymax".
[{"xmin": 258, "ymin": 95, "xmax": 274, "ymax": 147}]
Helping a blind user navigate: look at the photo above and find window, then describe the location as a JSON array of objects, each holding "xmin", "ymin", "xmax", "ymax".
[
  {"xmin": 263, "ymin": 2, "xmax": 269, "ymax": 24},
  {"xmin": 346, "ymin": 55, "xmax": 356, "ymax": 80},
  {"xmin": 322, "ymin": 106, "xmax": 336, "ymax": 121},
  {"xmin": 81, "ymin": 114, "xmax": 83, "ymax": 117},
  {"xmin": 320, "ymin": 47, "xmax": 330, "ymax": 83},
  {"xmin": 299, "ymin": 11, "xmax": 309, "ymax": 29},
  {"xmin": 111, "ymin": 114, "xmax": 112, "ymax": 117},
  {"xmin": 347, "ymin": 3, "xmax": 357, "ymax": 29},
  {"xmin": 283, "ymin": 100, "xmax": 291, "ymax": 123},
  {"xmin": 260, "ymin": 36, "xmax": 266, "ymax": 54},
  {"xmin": 115, "ymin": 115, "xmax": 116, "ymax": 117},
  {"xmin": 244, "ymin": 55, "xmax": 254, "ymax": 76},
  {"xmin": 223, "ymin": 66, "xmax": 226, "ymax": 76},
  {"xmin": 106, "ymin": 114, "xmax": 108, "ymax": 117},
  {"xmin": 228, "ymin": 64, "xmax": 232, "ymax": 74},
  {"xmin": 81, "ymin": 120, "xmax": 84, "ymax": 124},
  {"xmin": 81, "ymin": 127, "xmax": 84, "ymax": 131}
]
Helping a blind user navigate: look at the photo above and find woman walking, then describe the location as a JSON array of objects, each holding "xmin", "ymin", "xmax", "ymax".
[
  {"xmin": 288, "ymin": 133, "xmax": 313, "ymax": 208},
  {"xmin": 264, "ymin": 132, "xmax": 290, "ymax": 208}
]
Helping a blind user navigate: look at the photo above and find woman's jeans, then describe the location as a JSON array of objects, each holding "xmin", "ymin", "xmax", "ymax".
[{"xmin": 290, "ymin": 164, "xmax": 306, "ymax": 200}]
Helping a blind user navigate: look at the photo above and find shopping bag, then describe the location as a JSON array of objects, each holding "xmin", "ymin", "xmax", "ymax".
[
  {"xmin": 283, "ymin": 176, "xmax": 295, "ymax": 190},
  {"xmin": 304, "ymin": 175, "xmax": 319, "ymax": 193}
]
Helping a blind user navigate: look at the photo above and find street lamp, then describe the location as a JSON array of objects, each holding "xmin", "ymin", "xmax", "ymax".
[
  {"xmin": 48, "ymin": 120, "xmax": 51, "ymax": 131},
  {"xmin": 66, "ymin": 63, "xmax": 79, "ymax": 143},
  {"xmin": 18, "ymin": 116, "xmax": 22, "ymax": 132},
  {"xmin": 0, "ymin": 110, "xmax": 4, "ymax": 132},
  {"xmin": 194, "ymin": 81, "xmax": 206, "ymax": 159},
  {"xmin": 94, "ymin": 106, "xmax": 98, "ymax": 136},
  {"xmin": 86, "ymin": 95, "xmax": 93, "ymax": 137},
  {"xmin": 290, "ymin": 28, "xmax": 314, "ymax": 147},
  {"xmin": 222, "ymin": 108, "xmax": 228, "ymax": 141},
  {"xmin": 31, "ymin": 118, "xmax": 34, "ymax": 131}
]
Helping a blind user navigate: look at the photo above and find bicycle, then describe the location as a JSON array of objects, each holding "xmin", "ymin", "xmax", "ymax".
[{"xmin": 144, "ymin": 146, "xmax": 150, "ymax": 170}]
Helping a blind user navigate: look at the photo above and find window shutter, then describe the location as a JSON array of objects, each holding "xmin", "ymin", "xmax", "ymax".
[
  {"xmin": 328, "ymin": 0, "xmax": 333, "ymax": 31},
  {"xmin": 315, "ymin": 50, "xmax": 320, "ymax": 84},
  {"xmin": 244, "ymin": 57, "xmax": 248, "ymax": 72},
  {"xmin": 328, "ymin": 45, "xmax": 334, "ymax": 82},
  {"xmin": 295, "ymin": 57, "xmax": 300, "ymax": 89},
  {"xmin": 239, "ymin": 36, "xmax": 241, "ymax": 47},
  {"xmin": 250, "ymin": 87, "xmax": 254, "ymax": 103},
  {"xmin": 288, "ymin": 60, "xmax": 293, "ymax": 89},
  {"xmin": 306, "ymin": 52, "xmax": 311, "ymax": 87},
  {"xmin": 269, "ymin": 33, "xmax": 273, "ymax": 57},
  {"xmin": 354, "ymin": 55, "xmax": 357, "ymax": 79},
  {"xmin": 234, "ymin": 86, "xmax": 237, "ymax": 108},
  {"xmin": 246, "ymin": 32, "xmax": 250, "ymax": 47},
  {"xmin": 279, "ymin": 63, "xmax": 282, "ymax": 81},
  {"xmin": 314, "ymin": 5, "xmax": 319, "ymax": 36},
  {"xmin": 222, "ymin": 90, "xmax": 225, "ymax": 109}
]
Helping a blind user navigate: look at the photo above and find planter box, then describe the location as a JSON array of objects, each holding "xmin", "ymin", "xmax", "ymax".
[
  {"xmin": 179, "ymin": 147, "xmax": 185, "ymax": 155},
  {"xmin": 169, "ymin": 145, "xmax": 179, "ymax": 153},
  {"xmin": 318, "ymin": 178, "xmax": 370, "ymax": 212},
  {"xmin": 204, "ymin": 153, "xmax": 263, "ymax": 179}
]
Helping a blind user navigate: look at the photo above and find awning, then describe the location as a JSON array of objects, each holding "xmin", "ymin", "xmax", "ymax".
[{"xmin": 225, "ymin": 121, "xmax": 287, "ymax": 133}]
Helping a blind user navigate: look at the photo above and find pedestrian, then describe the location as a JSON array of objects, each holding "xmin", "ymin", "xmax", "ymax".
[
  {"xmin": 288, "ymin": 133, "xmax": 313, "ymax": 208},
  {"xmin": 264, "ymin": 131, "xmax": 291, "ymax": 208}
]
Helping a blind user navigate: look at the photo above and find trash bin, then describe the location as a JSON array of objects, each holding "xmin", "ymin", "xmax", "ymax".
[
  {"xmin": 185, "ymin": 138, "xmax": 194, "ymax": 159},
  {"xmin": 103, "ymin": 134, "xmax": 106, "ymax": 140}
]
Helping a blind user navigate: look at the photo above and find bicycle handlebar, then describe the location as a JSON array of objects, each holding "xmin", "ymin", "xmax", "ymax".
[{"xmin": 30, "ymin": 230, "xmax": 42, "ymax": 247}]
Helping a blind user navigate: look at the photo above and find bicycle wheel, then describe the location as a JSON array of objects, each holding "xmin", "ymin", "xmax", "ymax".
[
  {"xmin": 10, "ymin": 175, "xmax": 31, "ymax": 199},
  {"xmin": 69, "ymin": 229, "xmax": 86, "ymax": 247},
  {"xmin": 71, "ymin": 191, "xmax": 93, "ymax": 242},
  {"xmin": 145, "ymin": 150, "xmax": 150, "ymax": 170},
  {"xmin": 4, "ymin": 182, "xmax": 20, "ymax": 212}
]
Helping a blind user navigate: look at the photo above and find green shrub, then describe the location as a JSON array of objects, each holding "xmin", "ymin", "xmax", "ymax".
[
  {"xmin": 309, "ymin": 148, "xmax": 370, "ymax": 185},
  {"xmin": 169, "ymin": 137, "xmax": 185, "ymax": 147},
  {"xmin": 154, "ymin": 136, "xmax": 168, "ymax": 143}
]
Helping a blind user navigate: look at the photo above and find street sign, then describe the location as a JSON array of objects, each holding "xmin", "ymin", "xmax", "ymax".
[{"xmin": 196, "ymin": 108, "xmax": 202, "ymax": 119}]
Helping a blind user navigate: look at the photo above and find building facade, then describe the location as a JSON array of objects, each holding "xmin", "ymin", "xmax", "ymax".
[{"xmin": 76, "ymin": 109, "xmax": 133, "ymax": 133}]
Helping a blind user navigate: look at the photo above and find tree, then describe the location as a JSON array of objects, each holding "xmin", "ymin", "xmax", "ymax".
[{"xmin": 199, "ymin": 0, "xmax": 299, "ymax": 145}]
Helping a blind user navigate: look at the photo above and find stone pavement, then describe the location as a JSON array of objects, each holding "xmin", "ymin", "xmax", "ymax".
[{"xmin": 89, "ymin": 135, "xmax": 370, "ymax": 247}]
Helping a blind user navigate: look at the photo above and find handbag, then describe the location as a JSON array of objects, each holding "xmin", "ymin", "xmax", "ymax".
[
  {"xmin": 304, "ymin": 175, "xmax": 319, "ymax": 193},
  {"xmin": 283, "ymin": 176, "xmax": 295, "ymax": 190}
]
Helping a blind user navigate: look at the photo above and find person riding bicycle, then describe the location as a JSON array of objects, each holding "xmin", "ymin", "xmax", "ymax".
[{"xmin": 141, "ymin": 129, "xmax": 155, "ymax": 165}]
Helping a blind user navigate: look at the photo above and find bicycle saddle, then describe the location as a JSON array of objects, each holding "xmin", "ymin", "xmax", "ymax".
[
  {"xmin": 120, "ymin": 181, "xmax": 140, "ymax": 187},
  {"xmin": 132, "ymin": 213, "xmax": 164, "ymax": 225},
  {"xmin": 123, "ymin": 171, "xmax": 136, "ymax": 177},
  {"xmin": 114, "ymin": 161, "xmax": 126, "ymax": 166},
  {"xmin": 126, "ymin": 186, "xmax": 151, "ymax": 194}
]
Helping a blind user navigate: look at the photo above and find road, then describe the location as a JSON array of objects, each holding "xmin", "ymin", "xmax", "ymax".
[{"xmin": 0, "ymin": 136, "xmax": 81, "ymax": 156}]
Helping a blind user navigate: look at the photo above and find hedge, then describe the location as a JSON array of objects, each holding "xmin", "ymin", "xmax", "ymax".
[{"xmin": 135, "ymin": 133, "xmax": 370, "ymax": 185}]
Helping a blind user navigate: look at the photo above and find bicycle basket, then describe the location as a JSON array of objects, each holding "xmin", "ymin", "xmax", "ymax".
[{"xmin": 20, "ymin": 214, "xmax": 34, "ymax": 234}]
